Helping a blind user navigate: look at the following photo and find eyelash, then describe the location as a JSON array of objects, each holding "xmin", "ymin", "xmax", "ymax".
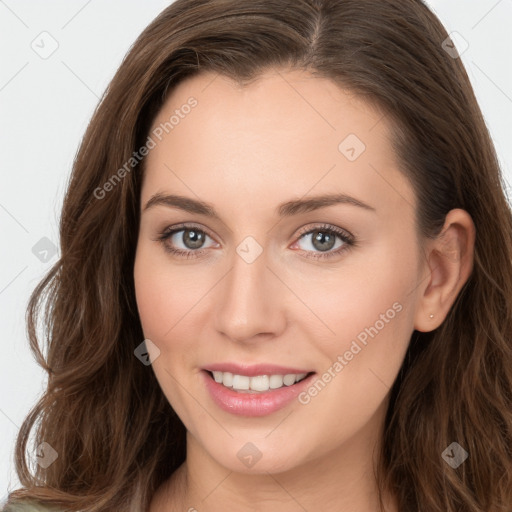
[{"xmin": 153, "ymin": 222, "xmax": 356, "ymax": 261}]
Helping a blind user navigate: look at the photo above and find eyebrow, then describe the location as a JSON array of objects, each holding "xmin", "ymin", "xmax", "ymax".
[{"xmin": 143, "ymin": 192, "xmax": 376, "ymax": 218}]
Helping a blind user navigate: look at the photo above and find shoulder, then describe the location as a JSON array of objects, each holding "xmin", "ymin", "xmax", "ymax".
[{"xmin": 2, "ymin": 501, "xmax": 62, "ymax": 512}]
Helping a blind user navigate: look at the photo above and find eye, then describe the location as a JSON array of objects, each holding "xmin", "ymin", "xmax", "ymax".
[
  {"xmin": 291, "ymin": 223, "xmax": 356, "ymax": 260},
  {"xmin": 153, "ymin": 223, "xmax": 218, "ymax": 259},
  {"xmin": 153, "ymin": 222, "xmax": 356, "ymax": 260}
]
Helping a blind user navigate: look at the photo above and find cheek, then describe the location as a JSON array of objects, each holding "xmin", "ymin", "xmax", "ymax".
[
  {"xmin": 133, "ymin": 242, "xmax": 179, "ymax": 344},
  {"xmin": 133, "ymin": 249, "xmax": 164, "ymax": 341},
  {"xmin": 302, "ymin": 241, "xmax": 416, "ymax": 340},
  {"xmin": 133, "ymin": 242, "xmax": 216, "ymax": 363},
  {"xmin": 293, "ymin": 279, "xmax": 414, "ymax": 455},
  {"xmin": 133, "ymin": 244, "xmax": 198, "ymax": 413},
  {"xmin": 301, "ymin": 241, "xmax": 417, "ymax": 393}
]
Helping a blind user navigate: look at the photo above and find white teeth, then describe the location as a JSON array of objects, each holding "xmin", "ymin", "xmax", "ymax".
[
  {"xmin": 269, "ymin": 374, "xmax": 284, "ymax": 389},
  {"xmin": 222, "ymin": 371, "xmax": 233, "ymax": 387},
  {"xmin": 283, "ymin": 374, "xmax": 297, "ymax": 386},
  {"xmin": 250, "ymin": 375, "xmax": 269, "ymax": 391},
  {"xmin": 232, "ymin": 374, "xmax": 250, "ymax": 390},
  {"xmin": 210, "ymin": 371, "xmax": 309, "ymax": 392}
]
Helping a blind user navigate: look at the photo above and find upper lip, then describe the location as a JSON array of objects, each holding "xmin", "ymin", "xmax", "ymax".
[{"xmin": 202, "ymin": 362, "xmax": 315, "ymax": 377}]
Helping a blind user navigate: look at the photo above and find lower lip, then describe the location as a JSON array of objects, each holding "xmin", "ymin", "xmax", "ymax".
[{"xmin": 202, "ymin": 370, "xmax": 316, "ymax": 417}]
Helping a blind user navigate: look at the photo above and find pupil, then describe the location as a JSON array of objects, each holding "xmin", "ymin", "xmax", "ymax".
[
  {"xmin": 313, "ymin": 230, "xmax": 335, "ymax": 251},
  {"xmin": 184, "ymin": 229, "xmax": 204, "ymax": 249}
]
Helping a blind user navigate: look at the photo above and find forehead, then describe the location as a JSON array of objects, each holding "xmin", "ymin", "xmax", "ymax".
[{"xmin": 142, "ymin": 69, "xmax": 415, "ymax": 219}]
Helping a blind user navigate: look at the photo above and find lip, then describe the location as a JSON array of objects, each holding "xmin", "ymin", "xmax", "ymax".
[
  {"xmin": 202, "ymin": 369, "xmax": 316, "ymax": 417},
  {"xmin": 202, "ymin": 362, "xmax": 314, "ymax": 377}
]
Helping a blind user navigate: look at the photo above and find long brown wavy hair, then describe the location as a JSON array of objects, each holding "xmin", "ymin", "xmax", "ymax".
[{"xmin": 4, "ymin": 0, "xmax": 512, "ymax": 511}]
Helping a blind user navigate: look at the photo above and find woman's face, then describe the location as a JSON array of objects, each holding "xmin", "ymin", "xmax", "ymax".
[{"xmin": 134, "ymin": 69, "xmax": 426, "ymax": 475}]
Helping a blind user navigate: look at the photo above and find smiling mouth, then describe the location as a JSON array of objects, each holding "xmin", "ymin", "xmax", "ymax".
[{"xmin": 205, "ymin": 370, "xmax": 315, "ymax": 393}]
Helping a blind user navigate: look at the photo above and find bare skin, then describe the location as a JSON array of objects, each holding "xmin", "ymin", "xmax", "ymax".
[{"xmin": 134, "ymin": 68, "xmax": 475, "ymax": 512}]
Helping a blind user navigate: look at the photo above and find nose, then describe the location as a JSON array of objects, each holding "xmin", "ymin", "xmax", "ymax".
[{"xmin": 214, "ymin": 244, "xmax": 287, "ymax": 344}]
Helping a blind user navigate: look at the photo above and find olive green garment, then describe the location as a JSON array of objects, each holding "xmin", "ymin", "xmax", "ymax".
[{"xmin": 2, "ymin": 501, "xmax": 62, "ymax": 512}]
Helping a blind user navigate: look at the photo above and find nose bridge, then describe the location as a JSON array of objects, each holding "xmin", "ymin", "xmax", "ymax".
[{"xmin": 214, "ymin": 237, "xmax": 285, "ymax": 342}]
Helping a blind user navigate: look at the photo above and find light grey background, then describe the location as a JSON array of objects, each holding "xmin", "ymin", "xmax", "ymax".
[{"xmin": 1, "ymin": 0, "xmax": 511, "ymax": 500}]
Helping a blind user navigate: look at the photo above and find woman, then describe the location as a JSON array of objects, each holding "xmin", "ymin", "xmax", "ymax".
[{"xmin": 4, "ymin": 0, "xmax": 512, "ymax": 511}]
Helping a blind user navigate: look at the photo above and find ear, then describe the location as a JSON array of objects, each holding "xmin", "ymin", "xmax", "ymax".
[{"xmin": 414, "ymin": 208, "xmax": 476, "ymax": 332}]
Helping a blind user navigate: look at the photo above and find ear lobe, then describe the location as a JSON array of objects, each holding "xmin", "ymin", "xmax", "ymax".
[{"xmin": 413, "ymin": 208, "xmax": 475, "ymax": 333}]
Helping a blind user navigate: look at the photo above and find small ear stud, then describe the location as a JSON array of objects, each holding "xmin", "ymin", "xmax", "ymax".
[{"xmin": 429, "ymin": 314, "xmax": 434, "ymax": 318}]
